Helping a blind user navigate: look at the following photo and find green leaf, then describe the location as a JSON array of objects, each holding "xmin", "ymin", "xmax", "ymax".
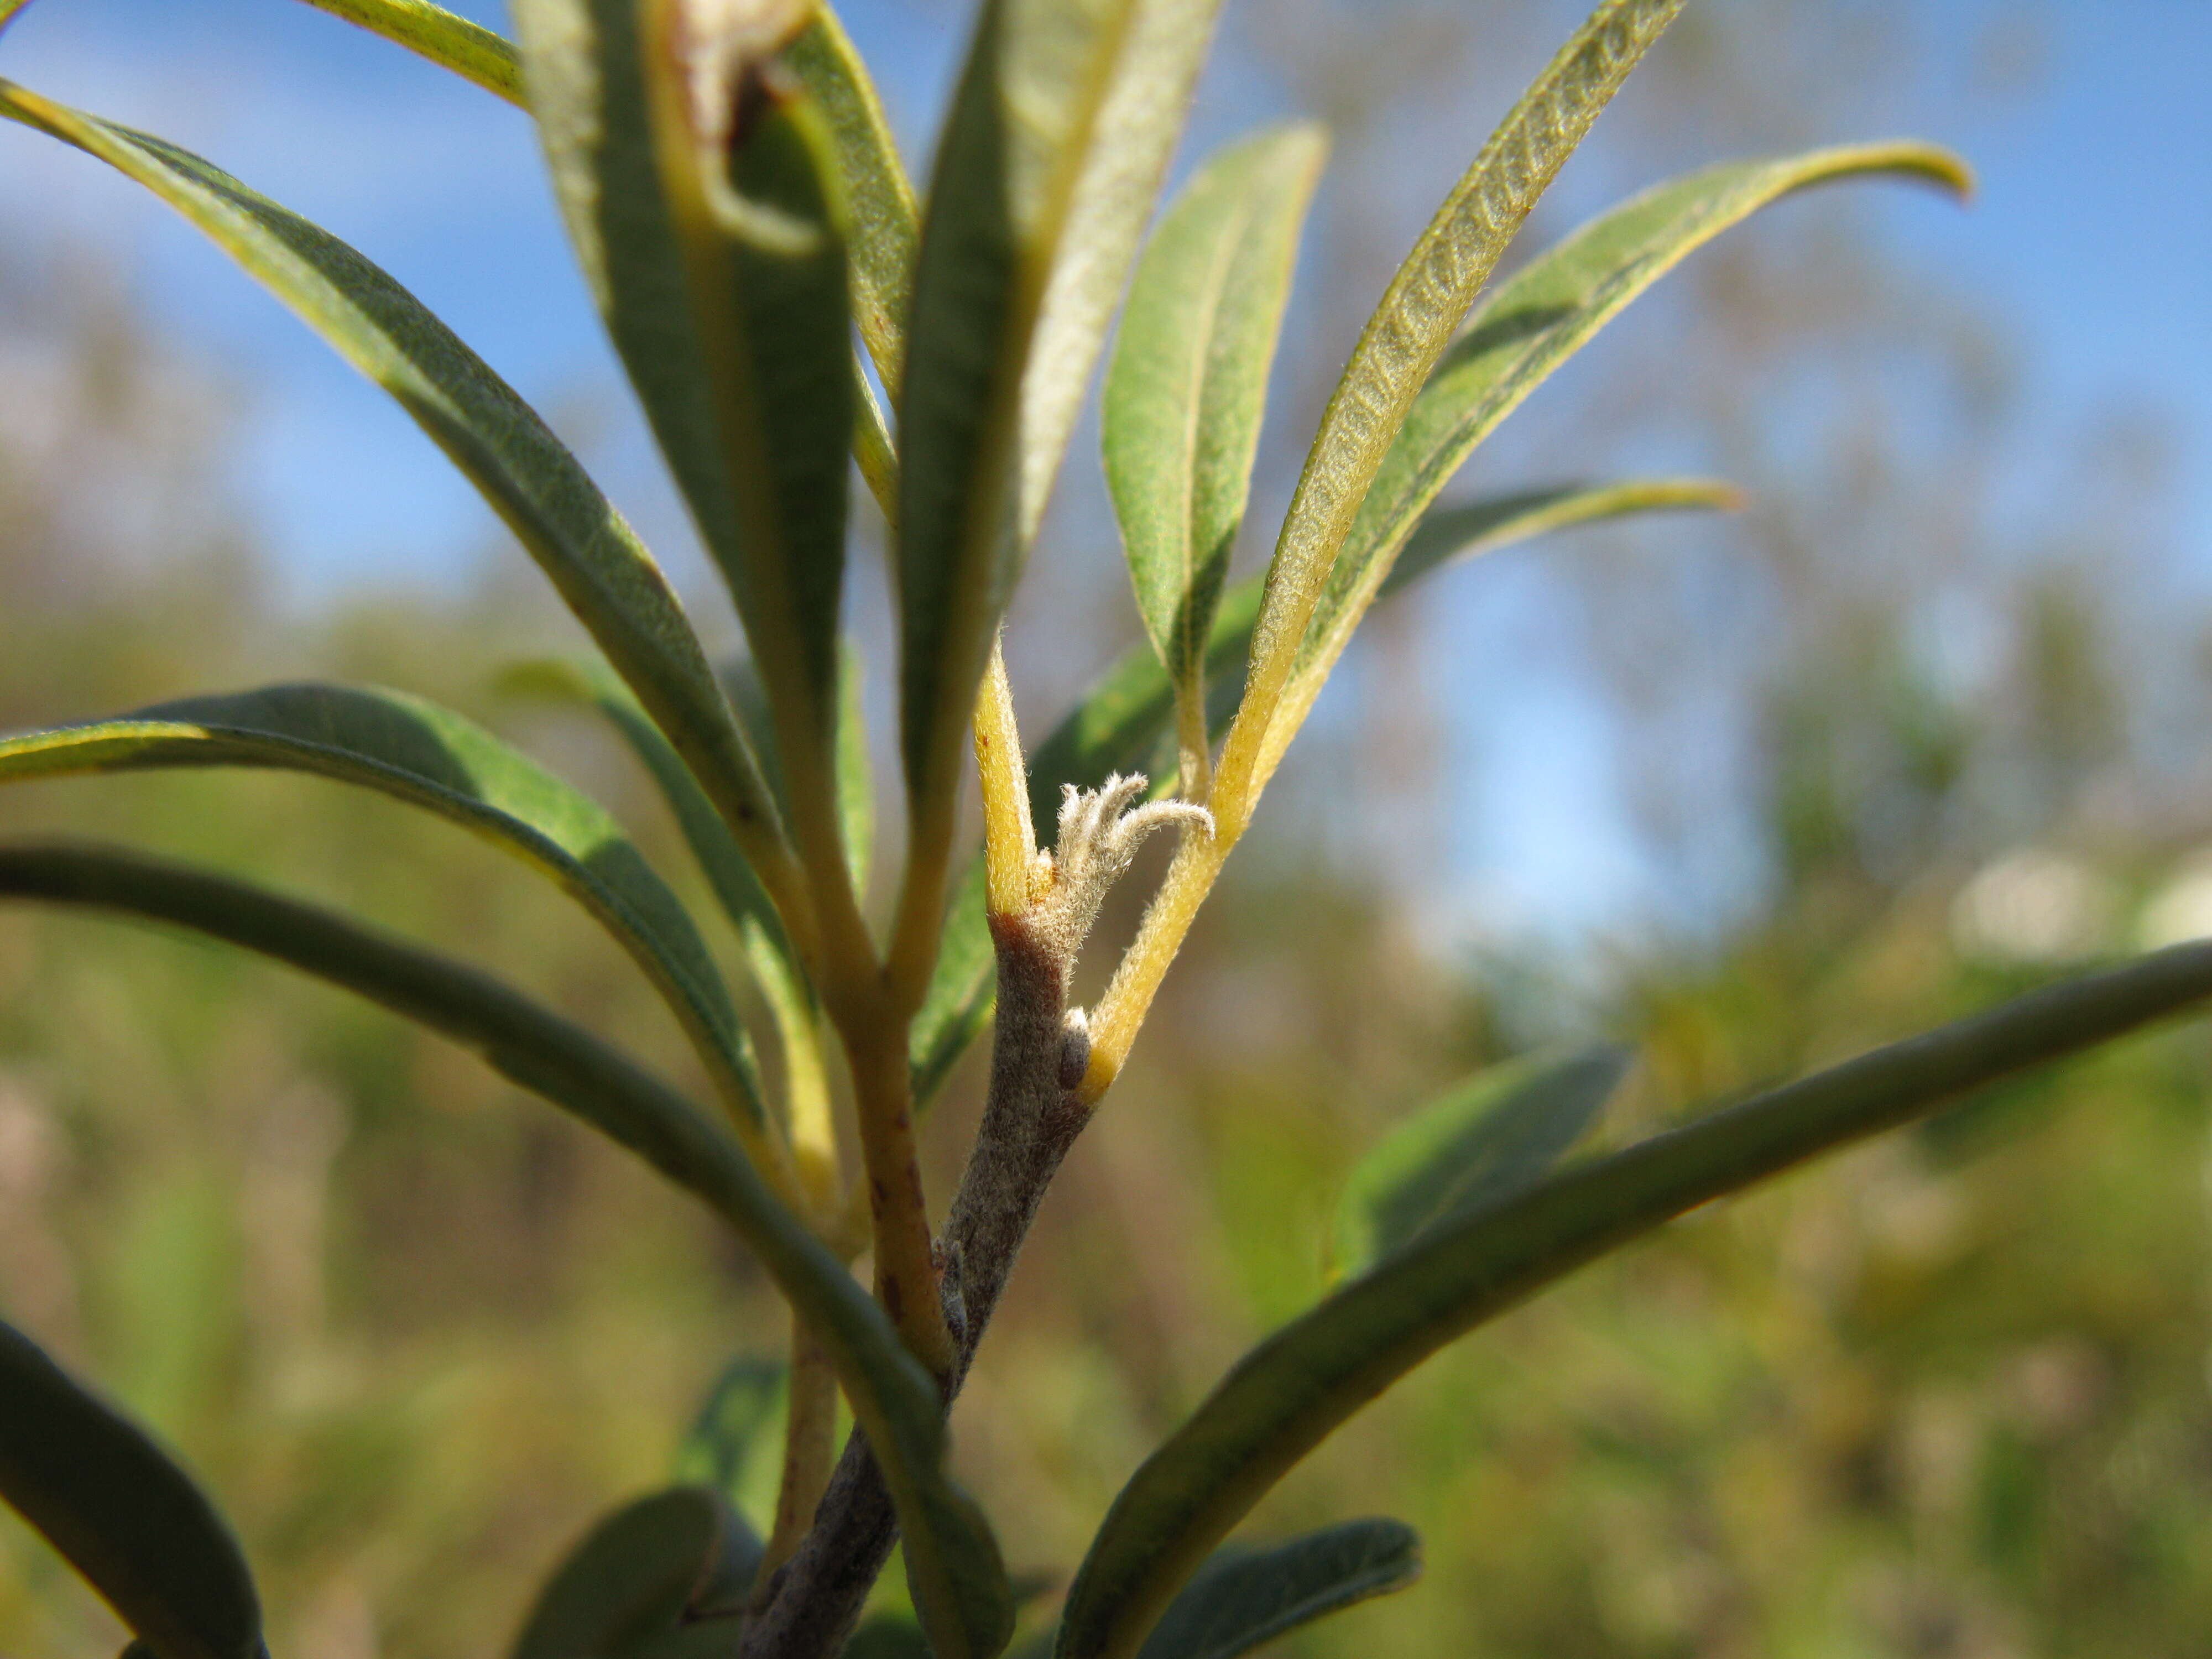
[
  {"xmin": 515, "ymin": 0, "xmax": 857, "ymax": 870},
  {"xmin": 512, "ymin": 1488, "xmax": 759, "ymax": 1659},
  {"xmin": 0, "ymin": 842, "xmax": 1008, "ymax": 1658},
  {"xmin": 895, "ymin": 0, "xmax": 1224, "ymax": 880},
  {"xmin": 0, "ymin": 1316, "xmax": 264, "ymax": 1659},
  {"xmin": 1058, "ymin": 938, "xmax": 2212, "ymax": 1659},
  {"xmin": 1298, "ymin": 143, "xmax": 1970, "ymax": 712},
  {"xmin": 853, "ymin": 358, "xmax": 902, "ymax": 523},
  {"xmin": 1104, "ymin": 126, "xmax": 1326, "ymax": 712},
  {"xmin": 0, "ymin": 683, "xmax": 776, "ymax": 1148},
  {"xmin": 675, "ymin": 1355, "xmax": 787, "ymax": 1523},
  {"xmin": 843, "ymin": 1616, "xmax": 933, "ymax": 1659},
  {"xmin": 1220, "ymin": 0, "xmax": 1683, "ymax": 818},
  {"xmin": 291, "ymin": 0, "xmax": 524, "ymax": 103},
  {"xmin": 1331, "ymin": 1047, "xmax": 1627, "ymax": 1282},
  {"xmin": 0, "ymin": 0, "xmax": 36, "ymax": 37},
  {"xmin": 0, "ymin": 79, "xmax": 790, "ymax": 886},
  {"xmin": 786, "ymin": 3, "xmax": 919, "ymax": 396},
  {"xmin": 896, "ymin": 482, "xmax": 1729, "ymax": 1111},
  {"xmin": 1132, "ymin": 1519, "xmax": 1420, "ymax": 1659}
]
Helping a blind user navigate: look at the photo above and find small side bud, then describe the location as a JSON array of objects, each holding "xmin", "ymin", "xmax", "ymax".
[{"xmin": 1058, "ymin": 1007, "xmax": 1092, "ymax": 1092}]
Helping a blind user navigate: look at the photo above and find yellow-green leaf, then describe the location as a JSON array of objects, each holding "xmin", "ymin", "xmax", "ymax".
[
  {"xmin": 1217, "ymin": 0, "xmax": 1683, "ymax": 826},
  {"xmin": 291, "ymin": 0, "xmax": 524, "ymax": 103},
  {"xmin": 1290, "ymin": 142, "xmax": 1970, "ymax": 724},
  {"xmin": 786, "ymin": 4, "xmax": 919, "ymax": 396}
]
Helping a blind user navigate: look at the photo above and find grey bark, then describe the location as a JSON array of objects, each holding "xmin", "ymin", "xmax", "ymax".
[{"xmin": 737, "ymin": 919, "xmax": 1088, "ymax": 1659}]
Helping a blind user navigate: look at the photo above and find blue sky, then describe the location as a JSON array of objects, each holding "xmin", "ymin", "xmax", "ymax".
[
  {"xmin": 2, "ymin": 0, "xmax": 2206, "ymax": 942},
  {"xmin": 3, "ymin": 1, "xmax": 2203, "ymax": 594}
]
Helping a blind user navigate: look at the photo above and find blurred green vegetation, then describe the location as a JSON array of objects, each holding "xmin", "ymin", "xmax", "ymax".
[{"xmin": 5, "ymin": 5, "xmax": 2211, "ymax": 1656}]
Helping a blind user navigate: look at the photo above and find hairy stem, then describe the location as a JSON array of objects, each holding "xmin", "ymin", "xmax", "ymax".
[{"xmin": 739, "ymin": 906, "xmax": 1088, "ymax": 1659}]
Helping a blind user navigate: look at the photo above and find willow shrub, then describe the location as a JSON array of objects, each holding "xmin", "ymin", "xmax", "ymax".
[{"xmin": 0, "ymin": 2, "xmax": 2198, "ymax": 1657}]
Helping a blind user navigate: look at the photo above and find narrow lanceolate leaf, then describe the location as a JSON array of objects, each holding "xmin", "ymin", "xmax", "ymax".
[
  {"xmin": 511, "ymin": 1488, "xmax": 759, "ymax": 1659},
  {"xmin": 1104, "ymin": 126, "xmax": 1326, "ymax": 719},
  {"xmin": 1332, "ymin": 1047, "xmax": 1628, "ymax": 1282},
  {"xmin": 1132, "ymin": 1519, "xmax": 1421, "ymax": 1659},
  {"xmin": 1058, "ymin": 940, "xmax": 2212, "ymax": 1659},
  {"xmin": 0, "ymin": 1317, "xmax": 264, "ymax": 1659},
  {"xmin": 786, "ymin": 3, "xmax": 919, "ymax": 394},
  {"xmin": 1284, "ymin": 142, "xmax": 1969, "ymax": 752},
  {"xmin": 895, "ymin": 0, "xmax": 1224, "ymax": 905},
  {"xmin": 0, "ymin": 684, "xmax": 778, "ymax": 1152},
  {"xmin": 1217, "ymin": 0, "xmax": 1683, "ymax": 827},
  {"xmin": 0, "ymin": 842, "xmax": 1006, "ymax": 1659},
  {"xmin": 292, "ymin": 0, "xmax": 525, "ymax": 103},
  {"xmin": 0, "ymin": 80, "xmax": 792, "ymax": 899},
  {"xmin": 517, "ymin": 0, "xmax": 857, "ymax": 893}
]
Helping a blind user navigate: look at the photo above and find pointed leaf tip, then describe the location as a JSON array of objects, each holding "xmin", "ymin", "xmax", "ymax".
[{"xmin": 1218, "ymin": 0, "xmax": 1686, "ymax": 827}]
